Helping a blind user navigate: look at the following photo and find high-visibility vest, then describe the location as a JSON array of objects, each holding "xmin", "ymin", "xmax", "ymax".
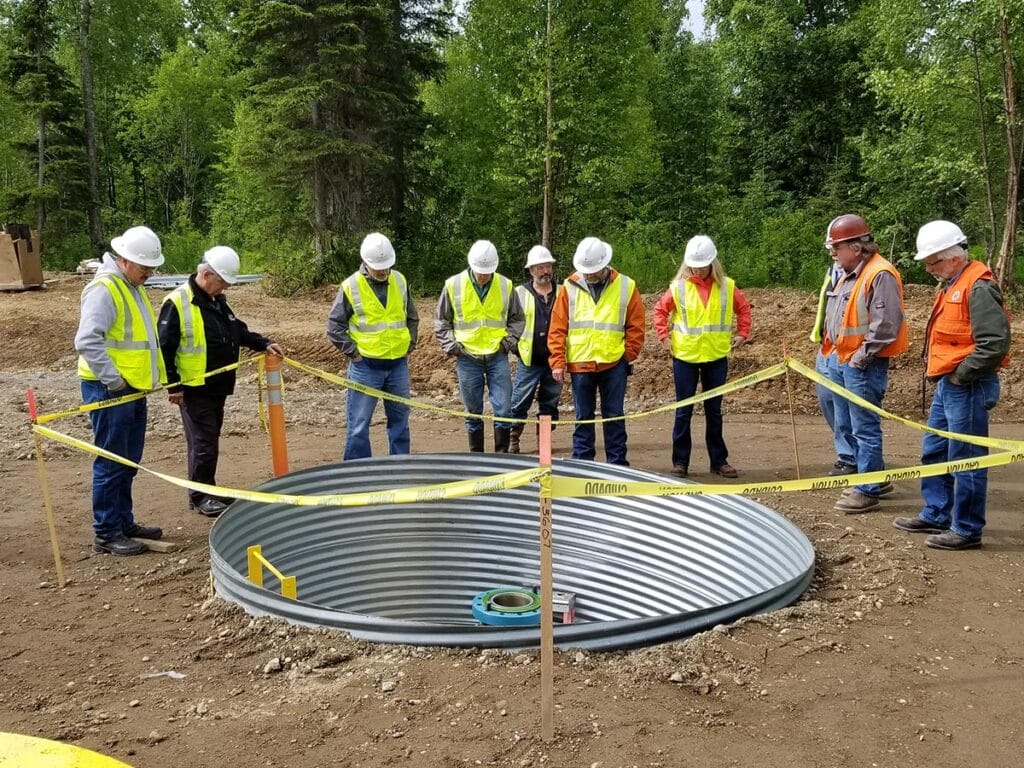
[
  {"xmin": 925, "ymin": 259, "xmax": 1011, "ymax": 377},
  {"xmin": 78, "ymin": 274, "xmax": 165, "ymax": 390},
  {"xmin": 445, "ymin": 271, "xmax": 512, "ymax": 355},
  {"xmin": 515, "ymin": 284, "xmax": 558, "ymax": 366},
  {"xmin": 342, "ymin": 270, "xmax": 411, "ymax": 359},
  {"xmin": 163, "ymin": 282, "xmax": 208, "ymax": 386},
  {"xmin": 564, "ymin": 273, "xmax": 635, "ymax": 364},
  {"xmin": 824, "ymin": 254, "xmax": 909, "ymax": 363},
  {"xmin": 669, "ymin": 277, "xmax": 735, "ymax": 363},
  {"xmin": 810, "ymin": 269, "xmax": 831, "ymax": 344}
]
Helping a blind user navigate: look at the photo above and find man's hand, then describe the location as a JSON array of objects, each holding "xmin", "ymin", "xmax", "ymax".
[
  {"xmin": 552, "ymin": 367, "xmax": 565, "ymax": 383},
  {"xmin": 733, "ymin": 335, "xmax": 747, "ymax": 348},
  {"xmin": 949, "ymin": 373, "xmax": 962, "ymax": 386},
  {"xmin": 169, "ymin": 391, "xmax": 184, "ymax": 406},
  {"xmin": 266, "ymin": 342, "xmax": 285, "ymax": 357}
]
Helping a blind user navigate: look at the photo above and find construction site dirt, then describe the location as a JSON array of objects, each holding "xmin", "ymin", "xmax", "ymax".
[{"xmin": 1, "ymin": 275, "xmax": 1022, "ymax": 768}]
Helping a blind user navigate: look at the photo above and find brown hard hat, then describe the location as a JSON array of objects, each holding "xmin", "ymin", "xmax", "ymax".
[{"xmin": 824, "ymin": 214, "xmax": 872, "ymax": 248}]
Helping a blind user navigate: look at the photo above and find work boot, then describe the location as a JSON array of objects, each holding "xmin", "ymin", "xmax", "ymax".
[
  {"xmin": 828, "ymin": 461, "xmax": 857, "ymax": 476},
  {"xmin": 509, "ymin": 425, "xmax": 524, "ymax": 454},
  {"xmin": 833, "ymin": 490, "xmax": 880, "ymax": 514},
  {"xmin": 468, "ymin": 430, "xmax": 485, "ymax": 453},
  {"xmin": 893, "ymin": 516, "xmax": 948, "ymax": 535},
  {"xmin": 124, "ymin": 523, "xmax": 163, "ymax": 540},
  {"xmin": 93, "ymin": 535, "xmax": 147, "ymax": 556},
  {"xmin": 494, "ymin": 427, "xmax": 510, "ymax": 454},
  {"xmin": 925, "ymin": 531, "xmax": 982, "ymax": 550}
]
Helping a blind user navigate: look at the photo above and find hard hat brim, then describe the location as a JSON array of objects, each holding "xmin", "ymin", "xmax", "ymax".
[{"xmin": 110, "ymin": 235, "xmax": 165, "ymax": 268}]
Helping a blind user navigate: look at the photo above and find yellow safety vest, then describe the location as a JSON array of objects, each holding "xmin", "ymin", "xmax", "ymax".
[
  {"xmin": 515, "ymin": 284, "xmax": 558, "ymax": 367},
  {"xmin": 669, "ymin": 277, "xmax": 735, "ymax": 363},
  {"xmin": 77, "ymin": 274, "xmax": 165, "ymax": 390},
  {"xmin": 342, "ymin": 270, "xmax": 411, "ymax": 359},
  {"xmin": 565, "ymin": 274, "xmax": 635, "ymax": 364},
  {"xmin": 810, "ymin": 269, "xmax": 831, "ymax": 344},
  {"xmin": 446, "ymin": 271, "xmax": 511, "ymax": 355},
  {"xmin": 163, "ymin": 282, "xmax": 208, "ymax": 386}
]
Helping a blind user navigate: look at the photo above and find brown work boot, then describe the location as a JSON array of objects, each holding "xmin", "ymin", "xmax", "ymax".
[
  {"xmin": 711, "ymin": 463, "xmax": 738, "ymax": 479},
  {"xmin": 508, "ymin": 425, "xmax": 523, "ymax": 454},
  {"xmin": 833, "ymin": 490, "xmax": 880, "ymax": 514},
  {"xmin": 669, "ymin": 465, "xmax": 688, "ymax": 478}
]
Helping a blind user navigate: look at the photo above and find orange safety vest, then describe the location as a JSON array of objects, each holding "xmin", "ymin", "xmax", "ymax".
[
  {"xmin": 925, "ymin": 260, "xmax": 1011, "ymax": 377},
  {"xmin": 821, "ymin": 254, "xmax": 909, "ymax": 363}
]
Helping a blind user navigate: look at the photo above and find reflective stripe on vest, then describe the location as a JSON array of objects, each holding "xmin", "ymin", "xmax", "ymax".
[
  {"xmin": 162, "ymin": 283, "xmax": 208, "ymax": 386},
  {"xmin": 669, "ymin": 277, "xmax": 734, "ymax": 362},
  {"xmin": 833, "ymin": 254, "xmax": 910, "ymax": 363},
  {"xmin": 925, "ymin": 260, "xmax": 1011, "ymax": 377},
  {"xmin": 77, "ymin": 274, "xmax": 165, "ymax": 389},
  {"xmin": 447, "ymin": 271, "xmax": 511, "ymax": 355},
  {"xmin": 565, "ymin": 274, "xmax": 634, "ymax": 364},
  {"xmin": 342, "ymin": 271, "xmax": 411, "ymax": 360}
]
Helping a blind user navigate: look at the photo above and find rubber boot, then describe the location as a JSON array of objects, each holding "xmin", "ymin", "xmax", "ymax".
[
  {"xmin": 508, "ymin": 425, "xmax": 524, "ymax": 454},
  {"xmin": 494, "ymin": 427, "xmax": 510, "ymax": 454},
  {"xmin": 468, "ymin": 430, "xmax": 485, "ymax": 453}
]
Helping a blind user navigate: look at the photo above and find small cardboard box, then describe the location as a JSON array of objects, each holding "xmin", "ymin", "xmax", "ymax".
[{"xmin": 0, "ymin": 230, "xmax": 44, "ymax": 289}]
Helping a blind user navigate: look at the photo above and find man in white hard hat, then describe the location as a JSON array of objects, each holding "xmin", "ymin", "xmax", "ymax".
[
  {"xmin": 892, "ymin": 221, "xmax": 1011, "ymax": 550},
  {"xmin": 328, "ymin": 232, "xmax": 419, "ymax": 460},
  {"xmin": 435, "ymin": 240, "xmax": 524, "ymax": 452},
  {"xmin": 159, "ymin": 246, "xmax": 284, "ymax": 518},
  {"xmin": 508, "ymin": 245, "xmax": 563, "ymax": 454},
  {"xmin": 821, "ymin": 213, "xmax": 909, "ymax": 514},
  {"xmin": 548, "ymin": 237, "xmax": 645, "ymax": 465},
  {"xmin": 75, "ymin": 226, "xmax": 168, "ymax": 555}
]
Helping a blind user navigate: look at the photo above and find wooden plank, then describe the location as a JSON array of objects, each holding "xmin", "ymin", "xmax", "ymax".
[{"xmin": 129, "ymin": 538, "xmax": 181, "ymax": 553}]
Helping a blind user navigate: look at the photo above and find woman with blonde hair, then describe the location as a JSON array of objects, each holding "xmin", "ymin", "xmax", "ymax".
[{"xmin": 652, "ymin": 235, "xmax": 751, "ymax": 478}]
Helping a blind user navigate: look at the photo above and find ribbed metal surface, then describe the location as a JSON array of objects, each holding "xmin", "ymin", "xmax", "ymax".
[{"xmin": 210, "ymin": 455, "xmax": 814, "ymax": 650}]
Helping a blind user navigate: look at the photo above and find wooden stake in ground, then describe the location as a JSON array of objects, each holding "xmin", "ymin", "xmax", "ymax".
[
  {"xmin": 27, "ymin": 389, "xmax": 65, "ymax": 587},
  {"xmin": 538, "ymin": 414, "xmax": 554, "ymax": 740},
  {"xmin": 782, "ymin": 345, "xmax": 803, "ymax": 479}
]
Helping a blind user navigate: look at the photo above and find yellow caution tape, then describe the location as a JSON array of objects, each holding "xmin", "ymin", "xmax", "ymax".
[
  {"xmin": 0, "ymin": 731, "xmax": 134, "ymax": 767},
  {"xmin": 35, "ymin": 356, "xmax": 262, "ymax": 425},
  {"xmin": 551, "ymin": 448, "xmax": 1024, "ymax": 498},
  {"xmin": 284, "ymin": 356, "xmax": 788, "ymax": 426},
  {"xmin": 788, "ymin": 357, "xmax": 1024, "ymax": 452},
  {"xmin": 32, "ymin": 424, "xmax": 547, "ymax": 506}
]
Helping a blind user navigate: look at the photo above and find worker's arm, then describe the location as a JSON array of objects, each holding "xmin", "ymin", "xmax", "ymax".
[
  {"xmin": 326, "ymin": 287, "xmax": 360, "ymax": 360},
  {"xmin": 547, "ymin": 287, "xmax": 570, "ymax": 382},
  {"xmin": 501, "ymin": 288, "xmax": 525, "ymax": 351},
  {"xmin": 623, "ymin": 287, "xmax": 646, "ymax": 362},
  {"xmin": 851, "ymin": 270, "xmax": 903, "ymax": 369},
  {"xmin": 652, "ymin": 288, "xmax": 675, "ymax": 349},
  {"xmin": 732, "ymin": 285, "xmax": 752, "ymax": 344},
  {"xmin": 955, "ymin": 280, "xmax": 1012, "ymax": 384},
  {"xmin": 156, "ymin": 300, "xmax": 183, "ymax": 400},
  {"xmin": 405, "ymin": 291, "xmax": 420, "ymax": 354},
  {"xmin": 433, "ymin": 285, "xmax": 462, "ymax": 356}
]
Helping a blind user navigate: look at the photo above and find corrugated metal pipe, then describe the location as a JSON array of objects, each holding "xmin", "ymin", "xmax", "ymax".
[{"xmin": 210, "ymin": 455, "xmax": 814, "ymax": 651}]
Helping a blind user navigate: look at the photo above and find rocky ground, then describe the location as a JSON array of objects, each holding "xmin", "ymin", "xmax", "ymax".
[{"xmin": 0, "ymin": 275, "xmax": 1022, "ymax": 768}]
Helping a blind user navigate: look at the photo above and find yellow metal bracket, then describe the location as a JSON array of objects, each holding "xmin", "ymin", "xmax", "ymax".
[{"xmin": 247, "ymin": 544, "xmax": 297, "ymax": 600}]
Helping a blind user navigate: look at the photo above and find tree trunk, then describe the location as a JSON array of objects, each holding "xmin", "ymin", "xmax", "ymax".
[
  {"xmin": 995, "ymin": 3, "xmax": 1020, "ymax": 290},
  {"xmin": 541, "ymin": 0, "xmax": 554, "ymax": 250},
  {"xmin": 971, "ymin": 36, "xmax": 998, "ymax": 263},
  {"xmin": 78, "ymin": 0, "xmax": 104, "ymax": 252},
  {"xmin": 37, "ymin": 111, "xmax": 46, "ymax": 256},
  {"xmin": 311, "ymin": 98, "xmax": 328, "ymax": 266},
  {"xmin": 388, "ymin": 0, "xmax": 407, "ymax": 240}
]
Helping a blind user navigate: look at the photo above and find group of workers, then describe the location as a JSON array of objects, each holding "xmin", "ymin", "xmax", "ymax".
[{"xmin": 74, "ymin": 213, "xmax": 1010, "ymax": 557}]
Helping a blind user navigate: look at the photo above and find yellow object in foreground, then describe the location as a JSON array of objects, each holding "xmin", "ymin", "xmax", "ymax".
[{"xmin": 0, "ymin": 732, "xmax": 133, "ymax": 767}]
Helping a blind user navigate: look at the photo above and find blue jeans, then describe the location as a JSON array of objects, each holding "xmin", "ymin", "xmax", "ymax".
[
  {"xmin": 919, "ymin": 374, "xmax": 1000, "ymax": 539},
  {"xmin": 824, "ymin": 354, "xmax": 889, "ymax": 495},
  {"xmin": 510, "ymin": 361, "xmax": 562, "ymax": 423},
  {"xmin": 82, "ymin": 379, "xmax": 146, "ymax": 539},
  {"xmin": 816, "ymin": 349, "xmax": 856, "ymax": 465},
  {"xmin": 344, "ymin": 358, "xmax": 411, "ymax": 460},
  {"xmin": 455, "ymin": 354, "xmax": 512, "ymax": 433},
  {"xmin": 671, "ymin": 356, "xmax": 729, "ymax": 469},
  {"xmin": 569, "ymin": 359, "xmax": 629, "ymax": 465}
]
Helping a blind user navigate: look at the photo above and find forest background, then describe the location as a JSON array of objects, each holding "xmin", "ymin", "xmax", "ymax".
[{"xmin": 2, "ymin": 0, "xmax": 1022, "ymax": 296}]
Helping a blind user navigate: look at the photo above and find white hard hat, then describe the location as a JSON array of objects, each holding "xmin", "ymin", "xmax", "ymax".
[
  {"xmin": 683, "ymin": 235, "xmax": 717, "ymax": 268},
  {"xmin": 915, "ymin": 220, "xmax": 967, "ymax": 261},
  {"xmin": 360, "ymin": 232, "xmax": 395, "ymax": 269},
  {"xmin": 110, "ymin": 226, "xmax": 164, "ymax": 268},
  {"xmin": 202, "ymin": 245, "xmax": 241, "ymax": 284},
  {"xmin": 467, "ymin": 240, "xmax": 499, "ymax": 274},
  {"xmin": 572, "ymin": 237, "xmax": 612, "ymax": 273},
  {"xmin": 525, "ymin": 245, "xmax": 555, "ymax": 268}
]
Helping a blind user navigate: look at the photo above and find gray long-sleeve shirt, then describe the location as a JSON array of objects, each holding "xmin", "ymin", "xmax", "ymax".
[
  {"xmin": 824, "ymin": 256, "xmax": 904, "ymax": 368},
  {"xmin": 326, "ymin": 265, "xmax": 419, "ymax": 360},
  {"xmin": 434, "ymin": 270, "xmax": 525, "ymax": 357}
]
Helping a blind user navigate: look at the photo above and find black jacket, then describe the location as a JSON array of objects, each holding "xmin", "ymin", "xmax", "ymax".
[{"xmin": 158, "ymin": 275, "xmax": 270, "ymax": 397}]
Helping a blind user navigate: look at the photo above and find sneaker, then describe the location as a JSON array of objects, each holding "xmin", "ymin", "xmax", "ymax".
[
  {"xmin": 669, "ymin": 465, "xmax": 688, "ymax": 478},
  {"xmin": 893, "ymin": 516, "xmax": 948, "ymax": 535},
  {"xmin": 828, "ymin": 461, "xmax": 857, "ymax": 476},
  {"xmin": 124, "ymin": 523, "xmax": 163, "ymax": 540},
  {"xmin": 833, "ymin": 490, "xmax": 880, "ymax": 514},
  {"xmin": 93, "ymin": 535, "xmax": 147, "ymax": 556},
  {"xmin": 925, "ymin": 531, "xmax": 982, "ymax": 550},
  {"xmin": 711, "ymin": 463, "xmax": 738, "ymax": 479},
  {"xmin": 196, "ymin": 497, "xmax": 227, "ymax": 518}
]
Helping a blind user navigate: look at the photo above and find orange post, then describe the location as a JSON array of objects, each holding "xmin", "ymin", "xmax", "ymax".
[
  {"xmin": 263, "ymin": 354, "xmax": 290, "ymax": 476},
  {"xmin": 538, "ymin": 414, "xmax": 554, "ymax": 740}
]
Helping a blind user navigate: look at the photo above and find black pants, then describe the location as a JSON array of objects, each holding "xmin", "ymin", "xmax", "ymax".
[{"xmin": 181, "ymin": 389, "xmax": 226, "ymax": 506}]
